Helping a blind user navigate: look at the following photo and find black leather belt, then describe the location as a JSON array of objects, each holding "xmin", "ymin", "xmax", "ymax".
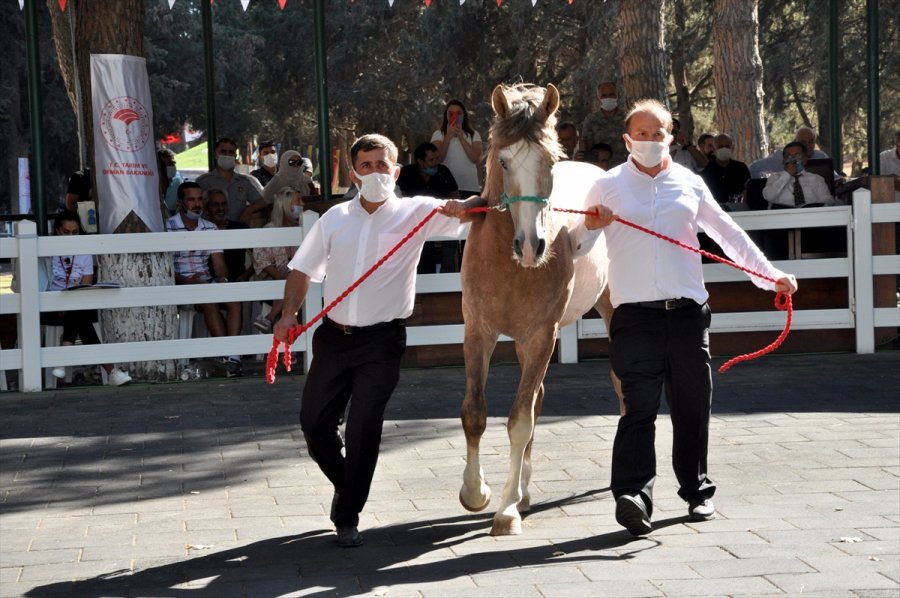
[
  {"xmin": 323, "ymin": 316, "xmax": 405, "ymax": 335},
  {"xmin": 625, "ymin": 298, "xmax": 695, "ymax": 310}
]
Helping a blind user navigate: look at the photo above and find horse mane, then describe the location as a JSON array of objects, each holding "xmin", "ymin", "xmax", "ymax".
[{"xmin": 483, "ymin": 83, "xmax": 566, "ymax": 205}]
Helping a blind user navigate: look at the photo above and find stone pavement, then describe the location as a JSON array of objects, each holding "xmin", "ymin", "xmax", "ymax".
[{"xmin": 0, "ymin": 352, "xmax": 898, "ymax": 597}]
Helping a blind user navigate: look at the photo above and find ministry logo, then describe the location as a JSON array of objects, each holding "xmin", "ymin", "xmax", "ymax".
[{"xmin": 99, "ymin": 95, "xmax": 151, "ymax": 152}]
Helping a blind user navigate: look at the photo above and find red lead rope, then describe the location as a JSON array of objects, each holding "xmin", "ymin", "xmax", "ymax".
[{"xmin": 267, "ymin": 205, "xmax": 792, "ymax": 383}]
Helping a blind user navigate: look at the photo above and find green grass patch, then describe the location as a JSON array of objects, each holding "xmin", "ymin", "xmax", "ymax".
[{"xmin": 174, "ymin": 142, "xmax": 210, "ymax": 170}]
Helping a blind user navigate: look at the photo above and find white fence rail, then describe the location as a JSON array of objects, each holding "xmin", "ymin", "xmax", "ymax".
[{"xmin": 1, "ymin": 190, "xmax": 897, "ymax": 393}]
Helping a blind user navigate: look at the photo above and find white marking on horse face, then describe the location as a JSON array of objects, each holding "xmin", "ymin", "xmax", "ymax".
[{"xmin": 500, "ymin": 140, "xmax": 550, "ymax": 267}]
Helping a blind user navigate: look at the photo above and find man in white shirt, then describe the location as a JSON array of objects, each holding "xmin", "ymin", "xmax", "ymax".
[
  {"xmin": 274, "ymin": 134, "xmax": 482, "ymax": 548},
  {"xmin": 879, "ymin": 130, "xmax": 900, "ymax": 200},
  {"xmin": 763, "ymin": 141, "xmax": 834, "ymax": 208},
  {"xmin": 582, "ymin": 99, "xmax": 798, "ymax": 537}
]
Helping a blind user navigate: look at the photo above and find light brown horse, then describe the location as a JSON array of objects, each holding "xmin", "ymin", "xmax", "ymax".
[{"xmin": 458, "ymin": 83, "xmax": 617, "ymax": 535}]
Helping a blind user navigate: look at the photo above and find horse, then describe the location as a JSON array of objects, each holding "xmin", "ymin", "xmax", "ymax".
[{"xmin": 458, "ymin": 83, "xmax": 618, "ymax": 536}]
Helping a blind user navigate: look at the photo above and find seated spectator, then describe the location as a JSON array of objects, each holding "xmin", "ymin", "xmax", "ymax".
[
  {"xmin": 669, "ymin": 118, "xmax": 708, "ymax": 173},
  {"xmin": 878, "ymin": 130, "xmax": 900, "ymax": 200},
  {"xmin": 166, "ymin": 182, "xmax": 243, "ymax": 376},
  {"xmin": 262, "ymin": 150, "xmax": 313, "ymax": 206},
  {"xmin": 197, "ymin": 137, "xmax": 266, "ymax": 225},
  {"xmin": 204, "ymin": 189, "xmax": 252, "ymax": 283},
  {"xmin": 763, "ymin": 141, "xmax": 835, "ymax": 208},
  {"xmin": 580, "ymin": 80, "xmax": 626, "ymax": 167},
  {"xmin": 41, "ymin": 211, "xmax": 132, "ymax": 386},
  {"xmin": 701, "ymin": 133, "xmax": 751, "ymax": 204},
  {"xmin": 556, "ymin": 122, "xmax": 580, "ymax": 160},
  {"xmin": 250, "ymin": 140, "xmax": 278, "ymax": 188},
  {"xmin": 697, "ymin": 133, "xmax": 716, "ymax": 163},
  {"xmin": 251, "ymin": 186, "xmax": 303, "ymax": 333},
  {"xmin": 397, "ymin": 141, "xmax": 461, "ymax": 273},
  {"xmin": 795, "ymin": 126, "xmax": 830, "ymax": 160},
  {"xmin": 300, "ymin": 157, "xmax": 320, "ymax": 196}
]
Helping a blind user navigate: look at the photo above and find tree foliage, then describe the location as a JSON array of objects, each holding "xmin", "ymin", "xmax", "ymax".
[{"xmin": 2, "ymin": 0, "xmax": 897, "ymax": 214}]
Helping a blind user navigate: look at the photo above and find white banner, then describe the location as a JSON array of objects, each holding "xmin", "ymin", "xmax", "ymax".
[{"xmin": 90, "ymin": 54, "xmax": 163, "ymax": 233}]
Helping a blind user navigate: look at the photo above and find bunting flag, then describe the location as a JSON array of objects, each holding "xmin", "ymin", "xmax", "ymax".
[
  {"xmin": 278, "ymin": 0, "xmax": 287, "ymax": 8},
  {"xmin": 58, "ymin": 0, "xmax": 67, "ymax": 11},
  {"xmin": 91, "ymin": 54, "xmax": 164, "ymax": 233},
  {"xmin": 240, "ymin": 0, "xmax": 250, "ymax": 9},
  {"xmin": 425, "ymin": 0, "xmax": 431, "ymax": 6},
  {"xmin": 18, "ymin": 0, "xmax": 24, "ymax": 11},
  {"xmin": 168, "ymin": 0, "xmax": 176, "ymax": 9}
]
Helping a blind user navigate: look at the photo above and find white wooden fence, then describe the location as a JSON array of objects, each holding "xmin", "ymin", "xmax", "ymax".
[{"xmin": 1, "ymin": 190, "xmax": 897, "ymax": 393}]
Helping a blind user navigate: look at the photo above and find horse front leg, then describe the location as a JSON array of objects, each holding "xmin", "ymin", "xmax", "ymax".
[
  {"xmin": 491, "ymin": 333, "xmax": 555, "ymax": 536},
  {"xmin": 518, "ymin": 382, "xmax": 544, "ymax": 515},
  {"xmin": 460, "ymin": 322, "xmax": 498, "ymax": 513}
]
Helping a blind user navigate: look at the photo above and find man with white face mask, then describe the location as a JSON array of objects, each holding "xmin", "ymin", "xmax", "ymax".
[
  {"xmin": 274, "ymin": 134, "xmax": 484, "ymax": 548},
  {"xmin": 197, "ymin": 136, "xmax": 265, "ymax": 223},
  {"xmin": 250, "ymin": 140, "xmax": 278, "ymax": 187},
  {"xmin": 580, "ymin": 100, "xmax": 798, "ymax": 537},
  {"xmin": 700, "ymin": 133, "xmax": 751, "ymax": 204},
  {"xmin": 580, "ymin": 80, "xmax": 627, "ymax": 168}
]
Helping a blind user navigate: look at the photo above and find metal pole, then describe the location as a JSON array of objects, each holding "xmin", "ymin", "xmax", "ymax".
[
  {"xmin": 313, "ymin": 0, "xmax": 332, "ymax": 201},
  {"xmin": 866, "ymin": 0, "xmax": 879, "ymax": 175},
  {"xmin": 24, "ymin": 0, "xmax": 47, "ymax": 235},
  {"xmin": 828, "ymin": 0, "xmax": 841, "ymax": 169},
  {"xmin": 201, "ymin": 0, "xmax": 217, "ymax": 171}
]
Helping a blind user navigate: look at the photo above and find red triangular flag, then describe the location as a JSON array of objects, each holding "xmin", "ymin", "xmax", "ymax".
[
  {"xmin": 278, "ymin": 0, "xmax": 287, "ymax": 8},
  {"xmin": 497, "ymin": 0, "xmax": 502, "ymax": 5},
  {"xmin": 58, "ymin": 0, "xmax": 67, "ymax": 10},
  {"xmin": 425, "ymin": 0, "xmax": 431, "ymax": 5}
]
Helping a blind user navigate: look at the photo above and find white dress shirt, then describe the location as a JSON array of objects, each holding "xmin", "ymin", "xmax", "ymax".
[
  {"xmin": 585, "ymin": 157, "xmax": 786, "ymax": 308},
  {"xmin": 762, "ymin": 170, "xmax": 834, "ymax": 208},
  {"xmin": 288, "ymin": 194, "xmax": 463, "ymax": 326}
]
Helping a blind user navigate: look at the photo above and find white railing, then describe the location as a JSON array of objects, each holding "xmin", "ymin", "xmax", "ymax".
[{"xmin": 1, "ymin": 190, "xmax": 897, "ymax": 393}]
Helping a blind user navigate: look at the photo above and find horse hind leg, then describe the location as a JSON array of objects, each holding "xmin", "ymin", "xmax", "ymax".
[
  {"xmin": 491, "ymin": 335, "xmax": 554, "ymax": 536},
  {"xmin": 459, "ymin": 325, "xmax": 498, "ymax": 513},
  {"xmin": 596, "ymin": 287, "xmax": 625, "ymax": 416}
]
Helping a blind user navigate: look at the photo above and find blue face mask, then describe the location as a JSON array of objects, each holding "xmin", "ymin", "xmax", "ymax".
[
  {"xmin": 457, "ymin": 114, "xmax": 465, "ymax": 126},
  {"xmin": 424, "ymin": 166, "xmax": 438, "ymax": 176}
]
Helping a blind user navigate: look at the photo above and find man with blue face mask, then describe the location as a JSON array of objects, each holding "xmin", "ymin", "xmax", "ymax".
[
  {"xmin": 762, "ymin": 141, "xmax": 834, "ymax": 208},
  {"xmin": 274, "ymin": 134, "xmax": 484, "ymax": 548},
  {"xmin": 197, "ymin": 137, "xmax": 265, "ymax": 224},
  {"xmin": 580, "ymin": 100, "xmax": 798, "ymax": 538}
]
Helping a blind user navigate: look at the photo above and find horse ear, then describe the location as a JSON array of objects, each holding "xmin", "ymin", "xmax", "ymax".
[
  {"xmin": 492, "ymin": 85, "xmax": 509, "ymax": 119},
  {"xmin": 543, "ymin": 84, "xmax": 561, "ymax": 118}
]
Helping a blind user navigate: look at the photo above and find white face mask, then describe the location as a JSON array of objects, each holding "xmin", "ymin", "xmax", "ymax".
[
  {"xmin": 165, "ymin": 165, "xmax": 177, "ymax": 180},
  {"xmin": 262, "ymin": 153, "xmax": 278, "ymax": 168},
  {"xmin": 625, "ymin": 134, "xmax": 671, "ymax": 168},
  {"xmin": 217, "ymin": 155, "xmax": 236, "ymax": 170},
  {"xmin": 600, "ymin": 97, "xmax": 618, "ymax": 111},
  {"xmin": 715, "ymin": 147, "xmax": 732, "ymax": 161},
  {"xmin": 353, "ymin": 169, "xmax": 397, "ymax": 203},
  {"xmin": 290, "ymin": 205, "xmax": 303, "ymax": 219}
]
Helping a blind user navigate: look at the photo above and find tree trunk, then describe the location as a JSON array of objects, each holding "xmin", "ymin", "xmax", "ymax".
[
  {"xmin": 670, "ymin": 0, "xmax": 694, "ymax": 138},
  {"xmin": 47, "ymin": 0, "xmax": 177, "ymax": 381},
  {"xmin": 712, "ymin": 0, "xmax": 768, "ymax": 163},
  {"xmin": 618, "ymin": 0, "xmax": 669, "ymax": 107}
]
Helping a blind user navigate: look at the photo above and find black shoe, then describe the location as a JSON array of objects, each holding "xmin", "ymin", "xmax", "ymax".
[
  {"xmin": 615, "ymin": 494, "xmax": 652, "ymax": 536},
  {"xmin": 336, "ymin": 526, "xmax": 363, "ymax": 548},
  {"xmin": 688, "ymin": 498, "xmax": 716, "ymax": 521}
]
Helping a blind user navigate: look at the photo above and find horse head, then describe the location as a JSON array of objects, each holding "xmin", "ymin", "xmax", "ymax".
[{"xmin": 483, "ymin": 83, "xmax": 565, "ymax": 267}]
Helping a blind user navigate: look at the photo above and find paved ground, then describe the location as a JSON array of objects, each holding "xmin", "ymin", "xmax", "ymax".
[{"xmin": 1, "ymin": 352, "xmax": 898, "ymax": 597}]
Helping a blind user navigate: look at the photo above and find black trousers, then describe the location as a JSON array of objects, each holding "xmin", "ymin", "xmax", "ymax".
[
  {"xmin": 40, "ymin": 310, "xmax": 101, "ymax": 346},
  {"xmin": 299, "ymin": 321, "xmax": 407, "ymax": 528},
  {"xmin": 608, "ymin": 301, "xmax": 716, "ymax": 515}
]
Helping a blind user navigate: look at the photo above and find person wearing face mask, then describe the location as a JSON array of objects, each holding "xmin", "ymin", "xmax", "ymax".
[
  {"xmin": 250, "ymin": 140, "xmax": 279, "ymax": 187},
  {"xmin": 700, "ymin": 133, "xmax": 751, "ymax": 205},
  {"xmin": 762, "ymin": 141, "xmax": 834, "ymax": 208},
  {"xmin": 166, "ymin": 182, "xmax": 242, "ymax": 376},
  {"xmin": 274, "ymin": 134, "xmax": 485, "ymax": 548},
  {"xmin": 262, "ymin": 150, "xmax": 313, "ymax": 207},
  {"xmin": 158, "ymin": 148, "xmax": 182, "ymax": 216},
  {"xmin": 397, "ymin": 141, "xmax": 461, "ymax": 273},
  {"xmin": 580, "ymin": 80, "xmax": 627, "ymax": 168},
  {"xmin": 580, "ymin": 99, "xmax": 798, "ymax": 537},
  {"xmin": 431, "ymin": 99, "xmax": 483, "ymax": 195},
  {"xmin": 197, "ymin": 137, "xmax": 265, "ymax": 224},
  {"xmin": 251, "ymin": 186, "xmax": 304, "ymax": 333},
  {"xmin": 41, "ymin": 211, "xmax": 133, "ymax": 387}
]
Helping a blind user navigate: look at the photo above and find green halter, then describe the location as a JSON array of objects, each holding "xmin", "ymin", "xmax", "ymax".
[{"xmin": 499, "ymin": 192, "xmax": 550, "ymax": 211}]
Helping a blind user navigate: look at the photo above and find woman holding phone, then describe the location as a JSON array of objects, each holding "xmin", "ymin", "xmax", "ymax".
[{"xmin": 431, "ymin": 100, "xmax": 482, "ymax": 195}]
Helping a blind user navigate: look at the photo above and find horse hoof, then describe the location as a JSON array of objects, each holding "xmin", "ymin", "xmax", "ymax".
[
  {"xmin": 459, "ymin": 486, "xmax": 491, "ymax": 513},
  {"xmin": 490, "ymin": 514, "xmax": 523, "ymax": 536}
]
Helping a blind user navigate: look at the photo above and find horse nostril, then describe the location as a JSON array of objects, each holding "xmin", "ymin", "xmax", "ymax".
[
  {"xmin": 536, "ymin": 239, "xmax": 546, "ymax": 258},
  {"xmin": 513, "ymin": 238, "xmax": 523, "ymax": 257}
]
